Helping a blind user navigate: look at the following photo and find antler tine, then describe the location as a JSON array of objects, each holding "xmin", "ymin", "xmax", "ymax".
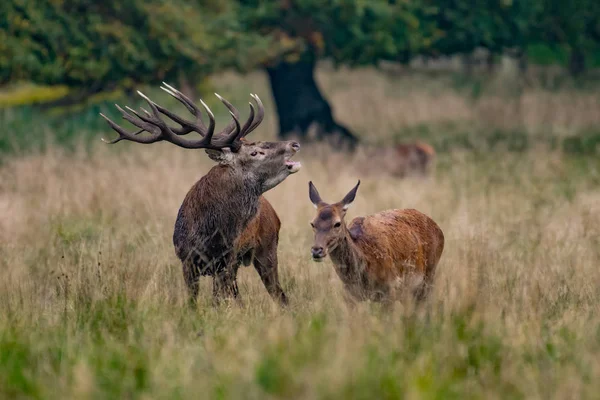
[
  {"xmin": 99, "ymin": 112, "xmax": 161, "ymax": 144},
  {"xmin": 214, "ymin": 93, "xmax": 244, "ymax": 137},
  {"xmin": 240, "ymin": 102, "xmax": 255, "ymax": 135},
  {"xmin": 210, "ymin": 93, "xmax": 260, "ymax": 140},
  {"xmin": 154, "ymin": 84, "xmax": 206, "ymax": 136},
  {"xmin": 100, "ymin": 86, "xmax": 246, "ymax": 151},
  {"xmin": 221, "ymin": 111, "xmax": 241, "ymax": 147},
  {"xmin": 161, "ymin": 83, "xmax": 197, "ymax": 115},
  {"xmin": 124, "ymin": 106, "xmax": 155, "ymax": 135},
  {"xmin": 198, "ymin": 99, "xmax": 216, "ymax": 144},
  {"xmin": 135, "ymin": 90, "xmax": 226, "ymax": 150},
  {"xmin": 113, "ymin": 104, "xmax": 158, "ymax": 133},
  {"xmin": 242, "ymin": 94, "xmax": 265, "ymax": 137},
  {"xmin": 125, "ymin": 106, "xmax": 153, "ymax": 124}
]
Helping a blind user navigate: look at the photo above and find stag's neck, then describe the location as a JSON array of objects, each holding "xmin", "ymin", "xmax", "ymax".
[
  {"xmin": 191, "ymin": 165, "xmax": 262, "ymax": 227},
  {"xmin": 218, "ymin": 165, "xmax": 262, "ymax": 198},
  {"xmin": 329, "ymin": 229, "xmax": 365, "ymax": 283}
]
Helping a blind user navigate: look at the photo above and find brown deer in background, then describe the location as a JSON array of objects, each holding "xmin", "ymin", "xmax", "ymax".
[
  {"xmin": 393, "ymin": 141, "xmax": 436, "ymax": 177},
  {"xmin": 355, "ymin": 141, "xmax": 436, "ymax": 178},
  {"xmin": 101, "ymin": 83, "xmax": 301, "ymax": 306},
  {"xmin": 308, "ymin": 181, "xmax": 444, "ymax": 304}
]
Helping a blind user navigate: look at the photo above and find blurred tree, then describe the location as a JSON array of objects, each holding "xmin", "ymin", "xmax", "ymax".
[
  {"xmin": 533, "ymin": 0, "xmax": 600, "ymax": 76},
  {"xmin": 0, "ymin": 0, "xmax": 270, "ymax": 103},
  {"xmin": 2, "ymin": 0, "xmax": 599, "ymax": 146},
  {"xmin": 421, "ymin": 0, "xmax": 538, "ymax": 74},
  {"xmin": 237, "ymin": 0, "xmax": 441, "ymax": 148},
  {"xmin": 236, "ymin": 0, "xmax": 539, "ymax": 146},
  {"xmin": 0, "ymin": 0, "xmax": 440, "ymax": 148}
]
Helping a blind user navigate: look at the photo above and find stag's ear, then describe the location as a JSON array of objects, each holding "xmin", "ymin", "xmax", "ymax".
[
  {"xmin": 205, "ymin": 148, "xmax": 234, "ymax": 164},
  {"xmin": 309, "ymin": 181, "xmax": 324, "ymax": 209},
  {"xmin": 341, "ymin": 180, "xmax": 360, "ymax": 210}
]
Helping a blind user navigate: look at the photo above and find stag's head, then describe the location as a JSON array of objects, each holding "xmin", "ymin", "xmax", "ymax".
[
  {"xmin": 206, "ymin": 138, "xmax": 301, "ymax": 192},
  {"xmin": 308, "ymin": 180, "xmax": 360, "ymax": 262},
  {"xmin": 100, "ymin": 83, "xmax": 301, "ymax": 193}
]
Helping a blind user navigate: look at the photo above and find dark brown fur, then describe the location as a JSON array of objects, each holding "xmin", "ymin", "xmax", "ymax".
[
  {"xmin": 174, "ymin": 140, "xmax": 300, "ymax": 305},
  {"xmin": 309, "ymin": 182, "xmax": 444, "ymax": 303},
  {"xmin": 100, "ymin": 88, "xmax": 300, "ymax": 307}
]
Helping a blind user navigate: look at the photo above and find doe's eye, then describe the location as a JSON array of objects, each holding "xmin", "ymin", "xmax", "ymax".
[
  {"xmin": 334, "ymin": 222, "xmax": 342, "ymax": 228},
  {"xmin": 250, "ymin": 151, "xmax": 258, "ymax": 156},
  {"xmin": 310, "ymin": 222, "xmax": 315, "ymax": 228}
]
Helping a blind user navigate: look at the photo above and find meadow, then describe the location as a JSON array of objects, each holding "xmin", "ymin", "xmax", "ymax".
[{"xmin": 1, "ymin": 65, "xmax": 600, "ymax": 399}]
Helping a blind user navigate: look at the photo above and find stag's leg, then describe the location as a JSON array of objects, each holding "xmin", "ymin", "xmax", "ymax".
[
  {"xmin": 183, "ymin": 261, "xmax": 201, "ymax": 308},
  {"xmin": 212, "ymin": 275, "xmax": 239, "ymax": 302},
  {"xmin": 212, "ymin": 258, "xmax": 242, "ymax": 306},
  {"xmin": 253, "ymin": 246, "xmax": 288, "ymax": 306}
]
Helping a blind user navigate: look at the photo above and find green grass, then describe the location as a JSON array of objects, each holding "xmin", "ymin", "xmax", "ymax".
[{"xmin": 1, "ymin": 273, "xmax": 599, "ymax": 399}]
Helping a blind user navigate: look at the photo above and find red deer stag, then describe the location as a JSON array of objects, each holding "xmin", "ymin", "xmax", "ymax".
[
  {"xmin": 101, "ymin": 83, "xmax": 301, "ymax": 306},
  {"xmin": 308, "ymin": 181, "xmax": 444, "ymax": 304}
]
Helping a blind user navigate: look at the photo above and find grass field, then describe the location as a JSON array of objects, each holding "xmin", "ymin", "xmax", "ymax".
[{"xmin": 1, "ymin": 67, "xmax": 600, "ymax": 399}]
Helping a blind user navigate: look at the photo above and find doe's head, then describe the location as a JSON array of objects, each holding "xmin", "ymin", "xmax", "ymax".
[{"xmin": 308, "ymin": 180, "xmax": 360, "ymax": 261}]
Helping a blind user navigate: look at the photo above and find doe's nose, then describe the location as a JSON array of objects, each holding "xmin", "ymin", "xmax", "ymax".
[
  {"xmin": 311, "ymin": 246, "xmax": 324, "ymax": 258},
  {"xmin": 290, "ymin": 141, "xmax": 300, "ymax": 152}
]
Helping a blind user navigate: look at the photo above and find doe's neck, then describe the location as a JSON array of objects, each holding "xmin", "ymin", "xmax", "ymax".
[{"xmin": 329, "ymin": 225, "xmax": 364, "ymax": 277}]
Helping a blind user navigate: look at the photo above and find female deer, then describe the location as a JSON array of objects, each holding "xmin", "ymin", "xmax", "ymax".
[{"xmin": 308, "ymin": 181, "xmax": 444, "ymax": 303}]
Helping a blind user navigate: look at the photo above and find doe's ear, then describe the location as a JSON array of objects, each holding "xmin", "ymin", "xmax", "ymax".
[
  {"xmin": 308, "ymin": 181, "xmax": 324, "ymax": 209},
  {"xmin": 205, "ymin": 148, "xmax": 234, "ymax": 164},
  {"xmin": 341, "ymin": 180, "xmax": 361, "ymax": 210}
]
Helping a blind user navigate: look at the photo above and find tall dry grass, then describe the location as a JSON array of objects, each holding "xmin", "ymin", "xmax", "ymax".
[{"xmin": 0, "ymin": 67, "xmax": 600, "ymax": 398}]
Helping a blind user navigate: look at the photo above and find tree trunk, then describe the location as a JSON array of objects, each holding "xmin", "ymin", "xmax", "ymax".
[
  {"xmin": 485, "ymin": 51, "xmax": 495, "ymax": 74},
  {"xmin": 568, "ymin": 48, "xmax": 586, "ymax": 77},
  {"xmin": 516, "ymin": 48, "xmax": 528, "ymax": 75},
  {"xmin": 266, "ymin": 57, "xmax": 358, "ymax": 151},
  {"xmin": 462, "ymin": 53, "xmax": 475, "ymax": 76}
]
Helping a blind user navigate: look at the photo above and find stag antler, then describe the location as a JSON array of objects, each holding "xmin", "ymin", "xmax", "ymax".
[{"xmin": 99, "ymin": 83, "xmax": 265, "ymax": 151}]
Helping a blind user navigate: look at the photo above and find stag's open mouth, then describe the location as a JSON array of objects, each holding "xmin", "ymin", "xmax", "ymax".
[
  {"xmin": 285, "ymin": 142, "xmax": 301, "ymax": 173},
  {"xmin": 312, "ymin": 255, "xmax": 325, "ymax": 262},
  {"xmin": 285, "ymin": 158, "xmax": 301, "ymax": 173}
]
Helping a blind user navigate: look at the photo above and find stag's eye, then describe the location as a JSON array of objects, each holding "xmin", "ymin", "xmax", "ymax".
[
  {"xmin": 310, "ymin": 222, "xmax": 315, "ymax": 228},
  {"xmin": 334, "ymin": 222, "xmax": 341, "ymax": 228},
  {"xmin": 250, "ymin": 151, "xmax": 258, "ymax": 156}
]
